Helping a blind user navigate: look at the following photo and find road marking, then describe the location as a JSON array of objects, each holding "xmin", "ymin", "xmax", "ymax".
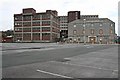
[
  {"xmin": 50, "ymin": 61, "xmax": 118, "ymax": 72},
  {"xmin": 36, "ymin": 69, "xmax": 72, "ymax": 78},
  {"xmin": 63, "ymin": 63, "xmax": 118, "ymax": 72}
]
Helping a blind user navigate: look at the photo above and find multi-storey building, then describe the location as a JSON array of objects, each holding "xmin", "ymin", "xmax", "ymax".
[
  {"xmin": 14, "ymin": 8, "xmax": 116, "ymax": 44},
  {"xmin": 68, "ymin": 17, "xmax": 115, "ymax": 44},
  {"xmin": 68, "ymin": 11, "xmax": 80, "ymax": 23},
  {"xmin": 58, "ymin": 16, "xmax": 68, "ymax": 38},
  {"xmin": 59, "ymin": 11, "xmax": 80, "ymax": 39},
  {"xmin": 14, "ymin": 8, "xmax": 60, "ymax": 42}
]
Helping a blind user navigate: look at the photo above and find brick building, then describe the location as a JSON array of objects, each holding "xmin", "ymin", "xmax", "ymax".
[
  {"xmin": 68, "ymin": 11, "xmax": 80, "ymax": 23},
  {"xmin": 14, "ymin": 8, "xmax": 60, "ymax": 42},
  {"xmin": 1, "ymin": 30, "xmax": 14, "ymax": 43},
  {"xmin": 14, "ymin": 8, "xmax": 116, "ymax": 44}
]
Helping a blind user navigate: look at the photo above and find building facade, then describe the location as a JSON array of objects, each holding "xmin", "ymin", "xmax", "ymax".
[
  {"xmin": 14, "ymin": 8, "xmax": 60, "ymax": 42},
  {"xmin": 68, "ymin": 11, "xmax": 80, "ymax": 23},
  {"xmin": 58, "ymin": 16, "xmax": 68, "ymax": 39},
  {"xmin": 59, "ymin": 11, "xmax": 80, "ymax": 39},
  {"xmin": 68, "ymin": 18, "xmax": 115, "ymax": 44},
  {"xmin": 14, "ymin": 8, "xmax": 116, "ymax": 43}
]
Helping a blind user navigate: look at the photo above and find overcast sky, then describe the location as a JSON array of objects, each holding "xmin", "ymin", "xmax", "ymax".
[{"xmin": 0, "ymin": 0, "xmax": 119, "ymax": 35}]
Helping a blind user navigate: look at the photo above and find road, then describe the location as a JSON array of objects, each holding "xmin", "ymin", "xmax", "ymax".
[{"xmin": 1, "ymin": 43, "xmax": 118, "ymax": 78}]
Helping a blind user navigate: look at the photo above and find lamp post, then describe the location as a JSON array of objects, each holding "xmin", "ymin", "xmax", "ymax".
[{"xmin": 83, "ymin": 19, "xmax": 86, "ymax": 45}]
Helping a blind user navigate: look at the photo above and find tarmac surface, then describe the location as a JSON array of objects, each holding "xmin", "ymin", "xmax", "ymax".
[{"xmin": 1, "ymin": 43, "xmax": 118, "ymax": 79}]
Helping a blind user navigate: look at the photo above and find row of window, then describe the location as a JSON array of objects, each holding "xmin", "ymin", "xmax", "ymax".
[
  {"xmin": 32, "ymin": 22, "xmax": 40, "ymax": 26},
  {"xmin": 73, "ymin": 24, "xmax": 101, "ymax": 27},
  {"xmin": 60, "ymin": 21, "xmax": 68, "ymax": 23},
  {"xmin": 60, "ymin": 27, "xmax": 68, "ymax": 29},
  {"xmin": 15, "ymin": 34, "xmax": 51, "ymax": 41},
  {"xmin": 60, "ymin": 24, "xmax": 68, "ymax": 26},
  {"xmin": 42, "ymin": 27, "xmax": 50, "ymax": 31},
  {"xmin": 15, "ymin": 27, "xmax": 51, "ymax": 31},
  {"xmin": 14, "ymin": 14, "xmax": 51, "ymax": 21},
  {"xmin": 23, "ymin": 15, "xmax": 31, "ymax": 21},
  {"xmin": 23, "ymin": 28, "xmax": 31, "ymax": 31},
  {"xmin": 73, "ymin": 29, "xmax": 113, "ymax": 35},
  {"xmin": 15, "ymin": 22, "xmax": 22, "ymax": 26},
  {"xmin": 32, "ymin": 27, "xmax": 40, "ymax": 31},
  {"xmin": 73, "ymin": 23, "xmax": 113, "ymax": 27},
  {"xmin": 42, "ymin": 21, "xmax": 50, "ymax": 26},
  {"xmin": 15, "ymin": 33, "xmax": 50, "ymax": 36},
  {"xmin": 15, "ymin": 21, "xmax": 51, "ymax": 26},
  {"xmin": 59, "ymin": 17, "xmax": 68, "ymax": 20},
  {"xmin": 81, "ymin": 15, "xmax": 98, "ymax": 18},
  {"xmin": 14, "ymin": 16, "xmax": 22, "ymax": 21}
]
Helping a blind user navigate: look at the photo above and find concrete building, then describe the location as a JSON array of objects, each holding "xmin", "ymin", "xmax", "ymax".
[
  {"xmin": 68, "ymin": 11, "xmax": 80, "ymax": 23},
  {"xmin": 68, "ymin": 17, "xmax": 115, "ymax": 44},
  {"xmin": 58, "ymin": 16, "xmax": 68, "ymax": 39},
  {"xmin": 14, "ymin": 8, "xmax": 60, "ymax": 42}
]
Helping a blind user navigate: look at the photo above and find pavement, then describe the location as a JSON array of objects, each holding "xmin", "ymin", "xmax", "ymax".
[
  {"xmin": 1, "ymin": 43, "xmax": 118, "ymax": 78},
  {"xmin": 2, "ymin": 43, "xmax": 117, "ymax": 50},
  {"xmin": 2, "ymin": 43, "xmax": 60, "ymax": 51}
]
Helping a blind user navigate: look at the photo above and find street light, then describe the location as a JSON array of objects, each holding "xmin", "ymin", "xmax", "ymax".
[{"xmin": 83, "ymin": 19, "xmax": 86, "ymax": 45}]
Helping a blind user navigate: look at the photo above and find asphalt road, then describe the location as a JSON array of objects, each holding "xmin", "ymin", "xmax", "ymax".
[
  {"xmin": 2, "ymin": 44, "xmax": 114, "ymax": 68},
  {"xmin": 2, "ymin": 43, "xmax": 118, "ymax": 78}
]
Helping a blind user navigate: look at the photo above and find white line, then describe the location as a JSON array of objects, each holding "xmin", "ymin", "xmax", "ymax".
[
  {"xmin": 36, "ymin": 69, "xmax": 72, "ymax": 78},
  {"xmin": 50, "ymin": 61, "xmax": 118, "ymax": 72},
  {"xmin": 63, "ymin": 63, "xmax": 118, "ymax": 72}
]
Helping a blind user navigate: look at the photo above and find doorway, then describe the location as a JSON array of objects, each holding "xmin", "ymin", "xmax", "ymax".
[{"xmin": 89, "ymin": 37, "xmax": 96, "ymax": 44}]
